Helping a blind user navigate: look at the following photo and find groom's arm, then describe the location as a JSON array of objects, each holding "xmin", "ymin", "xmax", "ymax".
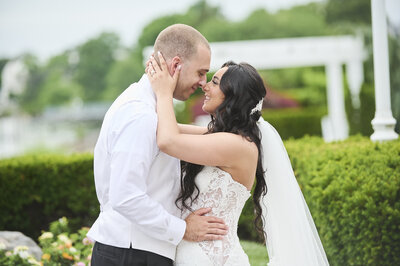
[
  {"xmin": 109, "ymin": 110, "xmax": 185, "ymax": 245},
  {"xmin": 108, "ymin": 107, "xmax": 226, "ymax": 244}
]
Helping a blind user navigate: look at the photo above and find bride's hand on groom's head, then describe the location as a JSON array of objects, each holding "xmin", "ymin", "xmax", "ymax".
[
  {"xmin": 183, "ymin": 207, "xmax": 228, "ymax": 242},
  {"xmin": 146, "ymin": 51, "xmax": 181, "ymax": 98}
]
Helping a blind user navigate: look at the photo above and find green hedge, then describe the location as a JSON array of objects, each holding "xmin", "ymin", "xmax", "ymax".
[
  {"xmin": 286, "ymin": 136, "xmax": 400, "ymax": 265},
  {"xmin": 0, "ymin": 154, "xmax": 97, "ymax": 239},
  {"xmin": 238, "ymin": 136, "xmax": 400, "ymax": 265},
  {"xmin": 262, "ymin": 107, "xmax": 326, "ymax": 139},
  {"xmin": 1, "ymin": 136, "xmax": 399, "ymax": 265}
]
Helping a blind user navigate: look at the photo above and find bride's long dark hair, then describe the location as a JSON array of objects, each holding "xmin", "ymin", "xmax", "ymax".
[{"xmin": 177, "ymin": 61, "xmax": 268, "ymax": 234}]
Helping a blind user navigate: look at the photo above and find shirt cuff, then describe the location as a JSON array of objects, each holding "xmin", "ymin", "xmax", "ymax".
[{"xmin": 165, "ymin": 215, "xmax": 186, "ymax": 246}]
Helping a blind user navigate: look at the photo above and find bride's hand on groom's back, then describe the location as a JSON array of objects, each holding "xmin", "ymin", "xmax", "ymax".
[{"xmin": 183, "ymin": 207, "xmax": 228, "ymax": 242}]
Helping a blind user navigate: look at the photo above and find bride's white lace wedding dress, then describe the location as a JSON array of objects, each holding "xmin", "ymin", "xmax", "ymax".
[{"xmin": 175, "ymin": 166, "xmax": 251, "ymax": 266}]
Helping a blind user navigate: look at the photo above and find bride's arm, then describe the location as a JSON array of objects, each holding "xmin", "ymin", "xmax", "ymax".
[
  {"xmin": 178, "ymin": 124, "xmax": 207, "ymax": 135},
  {"xmin": 147, "ymin": 53, "xmax": 251, "ymax": 168}
]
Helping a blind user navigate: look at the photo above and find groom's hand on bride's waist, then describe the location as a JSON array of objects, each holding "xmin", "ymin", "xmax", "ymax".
[{"xmin": 183, "ymin": 207, "xmax": 228, "ymax": 242}]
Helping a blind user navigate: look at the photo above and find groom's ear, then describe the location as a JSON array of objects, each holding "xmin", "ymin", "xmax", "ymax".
[{"xmin": 170, "ymin": 56, "xmax": 182, "ymax": 75}]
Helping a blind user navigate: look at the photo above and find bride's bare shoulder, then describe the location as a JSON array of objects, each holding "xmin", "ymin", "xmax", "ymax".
[{"xmin": 212, "ymin": 132, "xmax": 258, "ymax": 157}]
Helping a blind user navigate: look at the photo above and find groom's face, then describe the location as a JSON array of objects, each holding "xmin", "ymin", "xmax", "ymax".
[{"xmin": 173, "ymin": 44, "xmax": 210, "ymax": 101}]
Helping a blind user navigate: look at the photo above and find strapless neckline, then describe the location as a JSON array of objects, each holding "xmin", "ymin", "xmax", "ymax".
[{"xmin": 203, "ymin": 166, "xmax": 252, "ymax": 194}]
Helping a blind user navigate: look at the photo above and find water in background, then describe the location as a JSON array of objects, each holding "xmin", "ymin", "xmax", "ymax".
[{"xmin": 0, "ymin": 103, "xmax": 110, "ymax": 159}]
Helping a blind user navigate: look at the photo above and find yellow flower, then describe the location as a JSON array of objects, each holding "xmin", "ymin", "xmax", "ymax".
[
  {"xmin": 58, "ymin": 217, "xmax": 68, "ymax": 226},
  {"xmin": 39, "ymin": 232, "xmax": 54, "ymax": 241},
  {"xmin": 28, "ymin": 257, "xmax": 41, "ymax": 266},
  {"xmin": 62, "ymin": 252, "xmax": 74, "ymax": 260},
  {"xmin": 13, "ymin": 246, "xmax": 29, "ymax": 259},
  {"xmin": 58, "ymin": 234, "xmax": 69, "ymax": 243},
  {"xmin": 13, "ymin": 245, "xmax": 28, "ymax": 252},
  {"xmin": 42, "ymin": 253, "xmax": 51, "ymax": 260}
]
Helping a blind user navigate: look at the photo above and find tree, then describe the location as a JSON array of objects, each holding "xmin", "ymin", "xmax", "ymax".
[
  {"xmin": 103, "ymin": 47, "xmax": 144, "ymax": 100},
  {"xmin": 15, "ymin": 54, "xmax": 44, "ymax": 114},
  {"xmin": 74, "ymin": 32, "xmax": 119, "ymax": 102},
  {"xmin": 325, "ymin": 0, "xmax": 371, "ymax": 25},
  {"xmin": 36, "ymin": 53, "xmax": 82, "ymax": 107},
  {"xmin": 137, "ymin": 0, "xmax": 222, "ymax": 49},
  {"xmin": 18, "ymin": 52, "xmax": 83, "ymax": 114},
  {"xmin": 199, "ymin": 3, "xmax": 335, "ymax": 42},
  {"xmin": 0, "ymin": 58, "xmax": 9, "ymax": 90}
]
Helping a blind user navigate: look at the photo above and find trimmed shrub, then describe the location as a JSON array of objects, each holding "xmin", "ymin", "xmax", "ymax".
[
  {"xmin": 262, "ymin": 107, "xmax": 326, "ymax": 139},
  {"xmin": 285, "ymin": 136, "xmax": 400, "ymax": 265},
  {"xmin": 0, "ymin": 154, "xmax": 97, "ymax": 239},
  {"xmin": 238, "ymin": 136, "xmax": 400, "ymax": 265},
  {"xmin": 1, "ymin": 136, "xmax": 399, "ymax": 265}
]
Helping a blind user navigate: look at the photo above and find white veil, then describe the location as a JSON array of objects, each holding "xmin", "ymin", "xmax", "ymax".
[{"xmin": 257, "ymin": 117, "xmax": 329, "ymax": 266}]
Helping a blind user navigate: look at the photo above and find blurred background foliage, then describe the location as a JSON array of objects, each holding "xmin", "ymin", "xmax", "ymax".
[{"xmin": 1, "ymin": 0, "xmax": 399, "ymax": 136}]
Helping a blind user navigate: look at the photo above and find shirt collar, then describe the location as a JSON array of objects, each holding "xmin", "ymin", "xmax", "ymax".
[{"xmin": 136, "ymin": 74, "xmax": 156, "ymax": 108}]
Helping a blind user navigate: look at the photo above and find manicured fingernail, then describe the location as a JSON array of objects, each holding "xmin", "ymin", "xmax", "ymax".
[
  {"xmin": 178, "ymin": 65, "xmax": 181, "ymax": 70},
  {"xmin": 158, "ymin": 51, "xmax": 161, "ymax": 55}
]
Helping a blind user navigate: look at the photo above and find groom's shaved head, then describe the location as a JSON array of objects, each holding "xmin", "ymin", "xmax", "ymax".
[{"xmin": 154, "ymin": 24, "xmax": 210, "ymax": 62}]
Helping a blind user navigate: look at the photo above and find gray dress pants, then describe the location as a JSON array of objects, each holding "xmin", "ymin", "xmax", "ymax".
[{"xmin": 91, "ymin": 241, "xmax": 173, "ymax": 266}]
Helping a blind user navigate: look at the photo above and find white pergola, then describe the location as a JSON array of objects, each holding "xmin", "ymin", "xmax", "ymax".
[
  {"xmin": 206, "ymin": 35, "xmax": 365, "ymax": 142},
  {"xmin": 370, "ymin": 0, "xmax": 398, "ymax": 141}
]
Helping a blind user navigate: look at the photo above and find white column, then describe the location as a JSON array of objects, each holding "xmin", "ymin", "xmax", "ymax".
[
  {"xmin": 370, "ymin": 0, "xmax": 398, "ymax": 141},
  {"xmin": 346, "ymin": 60, "xmax": 364, "ymax": 109},
  {"xmin": 324, "ymin": 62, "xmax": 349, "ymax": 141}
]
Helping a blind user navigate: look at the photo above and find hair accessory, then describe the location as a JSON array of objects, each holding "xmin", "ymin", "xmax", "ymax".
[{"xmin": 250, "ymin": 99, "xmax": 264, "ymax": 115}]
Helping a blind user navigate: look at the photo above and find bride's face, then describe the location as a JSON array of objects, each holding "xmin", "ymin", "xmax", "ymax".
[{"xmin": 202, "ymin": 67, "xmax": 228, "ymax": 114}]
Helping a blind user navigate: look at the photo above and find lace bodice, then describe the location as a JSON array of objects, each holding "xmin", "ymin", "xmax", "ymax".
[{"xmin": 175, "ymin": 166, "xmax": 251, "ymax": 266}]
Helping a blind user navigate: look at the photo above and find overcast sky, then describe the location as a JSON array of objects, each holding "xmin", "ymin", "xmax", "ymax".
[{"xmin": 1, "ymin": 0, "xmax": 399, "ymax": 61}]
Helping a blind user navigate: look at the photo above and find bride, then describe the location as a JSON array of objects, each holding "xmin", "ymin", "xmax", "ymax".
[{"xmin": 146, "ymin": 53, "xmax": 329, "ymax": 266}]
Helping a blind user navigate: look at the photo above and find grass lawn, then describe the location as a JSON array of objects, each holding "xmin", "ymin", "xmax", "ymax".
[{"xmin": 241, "ymin": 240, "xmax": 269, "ymax": 265}]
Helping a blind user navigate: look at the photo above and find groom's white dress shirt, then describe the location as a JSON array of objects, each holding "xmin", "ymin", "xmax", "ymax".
[{"xmin": 87, "ymin": 74, "xmax": 186, "ymax": 260}]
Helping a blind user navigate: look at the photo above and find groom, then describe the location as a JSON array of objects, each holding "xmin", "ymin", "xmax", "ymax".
[{"xmin": 87, "ymin": 24, "xmax": 228, "ymax": 265}]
